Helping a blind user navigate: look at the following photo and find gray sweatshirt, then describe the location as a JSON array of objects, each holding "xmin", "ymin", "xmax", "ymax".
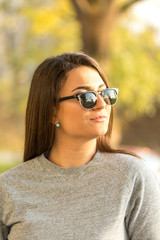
[{"xmin": 0, "ymin": 151, "xmax": 160, "ymax": 240}]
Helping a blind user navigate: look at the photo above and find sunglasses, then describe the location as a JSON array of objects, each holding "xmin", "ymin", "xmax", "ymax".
[{"xmin": 59, "ymin": 88, "xmax": 119, "ymax": 110}]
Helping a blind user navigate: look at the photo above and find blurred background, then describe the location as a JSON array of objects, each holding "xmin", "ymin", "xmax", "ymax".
[{"xmin": 0, "ymin": 0, "xmax": 160, "ymax": 182}]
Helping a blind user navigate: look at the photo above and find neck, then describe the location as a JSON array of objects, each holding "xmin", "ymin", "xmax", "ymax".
[{"xmin": 48, "ymin": 136, "xmax": 97, "ymax": 168}]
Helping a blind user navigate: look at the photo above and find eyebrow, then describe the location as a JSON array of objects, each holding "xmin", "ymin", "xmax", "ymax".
[{"xmin": 71, "ymin": 83, "xmax": 106, "ymax": 92}]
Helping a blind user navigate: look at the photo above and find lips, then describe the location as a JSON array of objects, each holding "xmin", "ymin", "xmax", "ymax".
[{"xmin": 90, "ymin": 115, "xmax": 107, "ymax": 121}]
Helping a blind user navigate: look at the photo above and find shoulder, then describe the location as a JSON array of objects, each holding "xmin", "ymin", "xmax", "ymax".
[
  {"xmin": 0, "ymin": 155, "xmax": 44, "ymax": 188},
  {"xmin": 98, "ymin": 151, "xmax": 148, "ymax": 172},
  {"xmin": 98, "ymin": 151, "xmax": 151, "ymax": 170},
  {"xmin": 97, "ymin": 151, "xmax": 159, "ymax": 189}
]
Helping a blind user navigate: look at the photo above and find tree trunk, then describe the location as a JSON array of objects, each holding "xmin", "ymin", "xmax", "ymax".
[{"xmin": 71, "ymin": 0, "xmax": 118, "ymax": 60}]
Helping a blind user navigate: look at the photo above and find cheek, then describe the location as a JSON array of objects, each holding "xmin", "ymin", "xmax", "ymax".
[{"xmin": 57, "ymin": 103, "xmax": 86, "ymax": 128}]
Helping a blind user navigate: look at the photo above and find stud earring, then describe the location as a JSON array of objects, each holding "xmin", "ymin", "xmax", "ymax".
[{"xmin": 56, "ymin": 123, "xmax": 60, "ymax": 128}]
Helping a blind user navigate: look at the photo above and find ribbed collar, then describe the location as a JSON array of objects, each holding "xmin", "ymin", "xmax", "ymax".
[{"xmin": 37, "ymin": 151, "xmax": 101, "ymax": 175}]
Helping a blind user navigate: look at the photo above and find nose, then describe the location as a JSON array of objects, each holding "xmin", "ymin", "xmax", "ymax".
[{"xmin": 94, "ymin": 93, "xmax": 106, "ymax": 109}]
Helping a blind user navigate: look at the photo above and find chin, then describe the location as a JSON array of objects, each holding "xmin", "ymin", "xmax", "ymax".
[
  {"xmin": 97, "ymin": 129, "xmax": 108, "ymax": 137},
  {"xmin": 89, "ymin": 127, "xmax": 108, "ymax": 139}
]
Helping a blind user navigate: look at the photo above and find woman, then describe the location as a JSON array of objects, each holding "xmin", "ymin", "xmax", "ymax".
[{"xmin": 0, "ymin": 52, "xmax": 160, "ymax": 240}]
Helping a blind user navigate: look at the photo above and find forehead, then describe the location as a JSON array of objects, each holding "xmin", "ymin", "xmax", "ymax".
[{"xmin": 61, "ymin": 66, "xmax": 105, "ymax": 94}]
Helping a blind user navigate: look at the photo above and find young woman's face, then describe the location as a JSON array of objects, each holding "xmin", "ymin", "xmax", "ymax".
[{"xmin": 55, "ymin": 66, "xmax": 111, "ymax": 140}]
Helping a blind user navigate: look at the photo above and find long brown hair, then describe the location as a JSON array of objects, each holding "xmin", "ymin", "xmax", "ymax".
[{"xmin": 24, "ymin": 52, "xmax": 140, "ymax": 161}]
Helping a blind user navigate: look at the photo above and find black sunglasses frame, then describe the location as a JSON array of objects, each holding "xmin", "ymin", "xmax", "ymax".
[{"xmin": 59, "ymin": 88, "xmax": 119, "ymax": 109}]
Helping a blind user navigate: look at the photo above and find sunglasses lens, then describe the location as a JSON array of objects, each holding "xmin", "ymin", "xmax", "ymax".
[
  {"xmin": 103, "ymin": 89, "xmax": 118, "ymax": 106},
  {"xmin": 79, "ymin": 92, "xmax": 97, "ymax": 109}
]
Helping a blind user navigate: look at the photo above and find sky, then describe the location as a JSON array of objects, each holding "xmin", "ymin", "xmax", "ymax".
[{"xmin": 130, "ymin": 0, "xmax": 160, "ymax": 41}]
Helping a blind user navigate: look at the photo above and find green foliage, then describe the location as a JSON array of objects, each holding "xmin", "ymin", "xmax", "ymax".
[
  {"xmin": 21, "ymin": 0, "xmax": 81, "ymax": 60},
  {"xmin": 109, "ymin": 26, "xmax": 160, "ymax": 120}
]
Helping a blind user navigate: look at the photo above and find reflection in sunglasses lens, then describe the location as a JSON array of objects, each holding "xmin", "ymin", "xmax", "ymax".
[
  {"xmin": 103, "ymin": 89, "xmax": 117, "ymax": 106},
  {"xmin": 80, "ymin": 92, "xmax": 97, "ymax": 109}
]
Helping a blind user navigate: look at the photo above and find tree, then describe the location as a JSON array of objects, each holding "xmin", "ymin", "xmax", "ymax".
[{"xmin": 71, "ymin": 0, "xmax": 145, "ymax": 60}]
